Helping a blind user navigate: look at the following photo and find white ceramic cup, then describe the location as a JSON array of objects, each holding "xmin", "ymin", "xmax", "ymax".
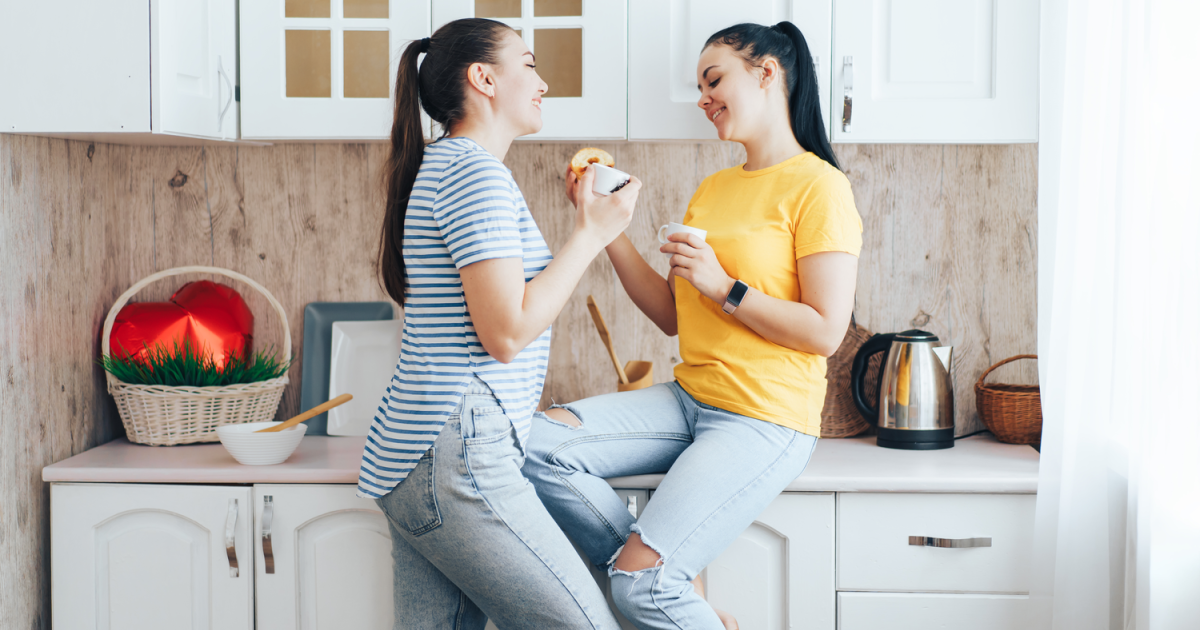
[
  {"xmin": 657, "ymin": 222, "xmax": 707, "ymax": 254},
  {"xmin": 590, "ymin": 164, "xmax": 632, "ymax": 196}
]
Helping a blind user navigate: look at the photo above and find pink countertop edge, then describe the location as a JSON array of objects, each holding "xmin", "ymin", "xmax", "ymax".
[{"xmin": 43, "ymin": 434, "xmax": 1039, "ymax": 493}]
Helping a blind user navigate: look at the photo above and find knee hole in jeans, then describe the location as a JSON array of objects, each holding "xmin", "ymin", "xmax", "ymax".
[
  {"xmin": 545, "ymin": 407, "xmax": 582, "ymax": 429},
  {"xmin": 613, "ymin": 533, "xmax": 662, "ymax": 572}
]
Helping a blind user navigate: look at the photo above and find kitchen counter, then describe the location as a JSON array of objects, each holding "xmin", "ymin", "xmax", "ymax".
[{"xmin": 43, "ymin": 434, "xmax": 1038, "ymax": 493}]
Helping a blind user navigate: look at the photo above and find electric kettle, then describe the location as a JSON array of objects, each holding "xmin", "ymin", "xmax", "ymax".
[{"xmin": 851, "ymin": 330, "xmax": 955, "ymax": 450}]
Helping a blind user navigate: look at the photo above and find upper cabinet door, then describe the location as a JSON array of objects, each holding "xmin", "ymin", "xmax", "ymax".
[
  {"xmin": 152, "ymin": 0, "xmax": 239, "ymax": 140},
  {"xmin": 831, "ymin": 0, "xmax": 1039, "ymax": 143},
  {"xmin": 1, "ymin": 0, "xmax": 152, "ymax": 135},
  {"xmin": 433, "ymin": 0, "xmax": 627, "ymax": 141},
  {"xmin": 241, "ymin": 0, "xmax": 432, "ymax": 140},
  {"xmin": 629, "ymin": 0, "xmax": 832, "ymax": 141}
]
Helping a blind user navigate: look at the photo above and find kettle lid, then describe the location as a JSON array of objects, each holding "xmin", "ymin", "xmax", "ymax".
[{"xmin": 895, "ymin": 329, "xmax": 939, "ymax": 342}]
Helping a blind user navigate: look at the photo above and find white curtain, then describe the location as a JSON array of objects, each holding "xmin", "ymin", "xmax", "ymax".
[{"xmin": 1034, "ymin": 0, "xmax": 1200, "ymax": 628}]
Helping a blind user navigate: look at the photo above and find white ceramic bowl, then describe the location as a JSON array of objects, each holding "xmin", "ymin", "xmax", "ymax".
[{"xmin": 216, "ymin": 421, "xmax": 307, "ymax": 465}]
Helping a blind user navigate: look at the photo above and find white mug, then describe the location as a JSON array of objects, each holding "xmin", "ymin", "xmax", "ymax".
[
  {"xmin": 590, "ymin": 164, "xmax": 632, "ymax": 196},
  {"xmin": 657, "ymin": 222, "xmax": 707, "ymax": 254}
]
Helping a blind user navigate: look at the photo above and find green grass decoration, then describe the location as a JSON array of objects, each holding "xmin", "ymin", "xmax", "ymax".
[{"xmin": 101, "ymin": 339, "xmax": 290, "ymax": 387}]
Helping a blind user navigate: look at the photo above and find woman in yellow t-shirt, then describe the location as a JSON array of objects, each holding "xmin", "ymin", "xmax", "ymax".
[{"xmin": 524, "ymin": 22, "xmax": 861, "ymax": 630}]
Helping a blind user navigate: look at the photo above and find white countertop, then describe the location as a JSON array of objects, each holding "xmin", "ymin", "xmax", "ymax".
[{"xmin": 43, "ymin": 434, "xmax": 1038, "ymax": 493}]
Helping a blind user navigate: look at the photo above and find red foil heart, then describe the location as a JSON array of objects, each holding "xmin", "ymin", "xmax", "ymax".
[{"xmin": 110, "ymin": 280, "xmax": 254, "ymax": 368}]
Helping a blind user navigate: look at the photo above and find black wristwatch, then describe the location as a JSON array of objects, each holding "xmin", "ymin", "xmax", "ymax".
[{"xmin": 722, "ymin": 280, "xmax": 750, "ymax": 315}]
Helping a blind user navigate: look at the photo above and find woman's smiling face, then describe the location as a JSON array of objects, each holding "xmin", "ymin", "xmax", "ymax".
[
  {"xmin": 492, "ymin": 29, "xmax": 548, "ymax": 136},
  {"xmin": 696, "ymin": 43, "xmax": 772, "ymax": 142}
]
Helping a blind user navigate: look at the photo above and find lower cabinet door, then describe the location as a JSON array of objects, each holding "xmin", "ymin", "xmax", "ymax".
[
  {"xmin": 254, "ymin": 485, "xmax": 393, "ymax": 630},
  {"xmin": 50, "ymin": 483, "xmax": 253, "ymax": 630},
  {"xmin": 838, "ymin": 592, "xmax": 1030, "ymax": 630},
  {"xmin": 702, "ymin": 493, "xmax": 836, "ymax": 630}
]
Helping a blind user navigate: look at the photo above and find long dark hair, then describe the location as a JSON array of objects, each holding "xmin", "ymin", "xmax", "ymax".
[
  {"xmin": 704, "ymin": 22, "xmax": 839, "ymax": 171},
  {"xmin": 379, "ymin": 18, "xmax": 514, "ymax": 304}
]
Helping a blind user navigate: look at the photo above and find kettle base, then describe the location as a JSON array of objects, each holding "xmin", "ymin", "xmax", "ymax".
[{"xmin": 877, "ymin": 427, "xmax": 955, "ymax": 450}]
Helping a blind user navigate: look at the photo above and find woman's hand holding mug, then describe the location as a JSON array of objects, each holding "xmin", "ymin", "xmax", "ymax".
[
  {"xmin": 660, "ymin": 225, "xmax": 735, "ymax": 305},
  {"xmin": 569, "ymin": 165, "xmax": 641, "ymax": 251}
]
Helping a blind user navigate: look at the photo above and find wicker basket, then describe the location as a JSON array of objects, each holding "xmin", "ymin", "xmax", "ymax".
[
  {"xmin": 101, "ymin": 266, "xmax": 291, "ymax": 446},
  {"xmin": 975, "ymin": 354, "xmax": 1041, "ymax": 445},
  {"xmin": 821, "ymin": 319, "xmax": 877, "ymax": 438}
]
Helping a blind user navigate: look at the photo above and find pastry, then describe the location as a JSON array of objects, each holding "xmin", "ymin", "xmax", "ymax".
[{"xmin": 570, "ymin": 148, "xmax": 615, "ymax": 177}]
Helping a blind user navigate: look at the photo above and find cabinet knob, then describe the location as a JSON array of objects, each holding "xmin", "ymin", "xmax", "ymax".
[
  {"xmin": 908, "ymin": 536, "xmax": 992, "ymax": 548},
  {"xmin": 262, "ymin": 496, "xmax": 276, "ymax": 574},
  {"xmin": 842, "ymin": 56, "xmax": 854, "ymax": 133},
  {"xmin": 224, "ymin": 498, "xmax": 239, "ymax": 578}
]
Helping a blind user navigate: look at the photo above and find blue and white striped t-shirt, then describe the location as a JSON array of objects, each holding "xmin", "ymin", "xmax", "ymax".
[{"xmin": 357, "ymin": 137, "xmax": 553, "ymax": 499}]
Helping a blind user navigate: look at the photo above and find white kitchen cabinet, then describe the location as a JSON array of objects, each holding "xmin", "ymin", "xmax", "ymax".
[
  {"xmin": 253, "ymin": 485, "xmax": 394, "ymax": 630},
  {"xmin": 837, "ymin": 493, "xmax": 1035, "ymax": 594},
  {"xmin": 50, "ymin": 483, "xmax": 253, "ymax": 630},
  {"xmin": 831, "ymin": 0, "xmax": 1039, "ymax": 143},
  {"xmin": 44, "ymin": 436, "xmax": 1039, "ymax": 630},
  {"xmin": 629, "ymin": 0, "xmax": 833, "ymax": 141},
  {"xmin": 433, "ymin": 0, "xmax": 627, "ymax": 140},
  {"xmin": 838, "ymin": 592, "xmax": 1030, "ymax": 630},
  {"xmin": 240, "ymin": 0, "xmax": 432, "ymax": 140},
  {"xmin": 836, "ymin": 493, "xmax": 1035, "ymax": 630},
  {"xmin": 0, "ymin": 0, "xmax": 238, "ymax": 142},
  {"xmin": 702, "ymin": 493, "xmax": 836, "ymax": 630}
]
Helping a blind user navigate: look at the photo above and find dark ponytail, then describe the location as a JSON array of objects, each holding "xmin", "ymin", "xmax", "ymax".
[
  {"xmin": 379, "ymin": 19, "xmax": 514, "ymax": 304},
  {"xmin": 704, "ymin": 22, "xmax": 839, "ymax": 171}
]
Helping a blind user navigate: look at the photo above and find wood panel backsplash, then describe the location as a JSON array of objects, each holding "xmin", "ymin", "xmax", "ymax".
[{"xmin": 0, "ymin": 133, "xmax": 1035, "ymax": 628}]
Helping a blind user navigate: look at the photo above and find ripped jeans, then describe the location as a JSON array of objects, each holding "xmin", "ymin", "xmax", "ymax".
[
  {"xmin": 376, "ymin": 375, "xmax": 620, "ymax": 630},
  {"xmin": 522, "ymin": 381, "xmax": 818, "ymax": 630}
]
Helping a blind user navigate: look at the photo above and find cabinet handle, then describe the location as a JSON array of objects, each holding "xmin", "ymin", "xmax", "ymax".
[
  {"xmin": 217, "ymin": 56, "xmax": 234, "ymax": 134},
  {"xmin": 841, "ymin": 56, "xmax": 853, "ymax": 133},
  {"xmin": 224, "ymin": 499, "xmax": 239, "ymax": 578},
  {"xmin": 262, "ymin": 496, "xmax": 275, "ymax": 574},
  {"xmin": 626, "ymin": 495, "xmax": 638, "ymax": 518},
  {"xmin": 908, "ymin": 536, "xmax": 992, "ymax": 548}
]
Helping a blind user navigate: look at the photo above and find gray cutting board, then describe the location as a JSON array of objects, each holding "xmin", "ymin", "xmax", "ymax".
[{"xmin": 301, "ymin": 302, "xmax": 395, "ymax": 435}]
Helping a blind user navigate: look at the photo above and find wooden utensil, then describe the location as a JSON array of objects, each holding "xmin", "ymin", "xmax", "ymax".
[
  {"xmin": 586, "ymin": 295, "xmax": 629, "ymax": 384},
  {"xmin": 256, "ymin": 393, "xmax": 353, "ymax": 433}
]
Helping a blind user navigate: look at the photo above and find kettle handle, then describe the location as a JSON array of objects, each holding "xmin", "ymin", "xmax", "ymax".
[{"xmin": 851, "ymin": 333, "xmax": 896, "ymax": 423}]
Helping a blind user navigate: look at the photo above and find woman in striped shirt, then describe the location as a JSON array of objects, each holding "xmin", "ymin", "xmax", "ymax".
[{"xmin": 360, "ymin": 18, "xmax": 640, "ymax": 630}]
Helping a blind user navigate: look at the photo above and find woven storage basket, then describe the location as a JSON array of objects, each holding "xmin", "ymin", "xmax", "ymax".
[
  {"xmin": 820, "ymin": 319, "xmax": 877, "ymax": 438},
  {"xmin": 101, "ymin": 266, "xmax": 290, "ymax": 446},
  {"xmin": 975, "ymin": 354, "xmax": 1041, "ymax": 445}
]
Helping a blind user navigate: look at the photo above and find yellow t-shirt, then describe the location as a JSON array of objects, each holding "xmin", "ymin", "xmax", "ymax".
[{"xmin": 674, "ymin": 152, "xmax": 863, "ymax": 437}]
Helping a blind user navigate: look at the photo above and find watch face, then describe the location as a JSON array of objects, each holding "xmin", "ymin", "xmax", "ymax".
[{"xmin": 728, "ymin": 280, "xmax": 749, "ymax": 305}]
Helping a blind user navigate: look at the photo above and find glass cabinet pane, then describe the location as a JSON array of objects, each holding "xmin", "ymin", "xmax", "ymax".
[
  {"xmin": 476, "ymin": 0, "xmax": 522, "ymax": 18},
  {"xmin": 285, "ymin": 0, "xmax": 330, "ymax": 18},
  {"xmin": 286, "ymin": 30, "xmax": 332, "ymax": 97},
  {"xmin": 534, "ymin": 0, "xmax": 582, "ymax": 17},
  {"xmin": 535, "ymin": 28, "xmax": 582, "ymax": 97},
  {"xmin": 344, "ymin": 30, "xmax": 390, "ymax": 98},
  {"xmin": 344, "ymin": 0, "xmax": 388, "ymax": 19}
]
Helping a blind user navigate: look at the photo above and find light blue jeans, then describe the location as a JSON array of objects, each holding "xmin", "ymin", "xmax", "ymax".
[
  {"xmin": 376, "ymin": 376, "xmax": 620, "ymax": 630},
  {"xmin": 522, "ymin": 381, "xmax": 818, "ymax": 630}
]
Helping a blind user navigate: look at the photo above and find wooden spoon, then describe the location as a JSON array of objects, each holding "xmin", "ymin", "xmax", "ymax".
[
  {"xmin": 586, "ymin": 295, "xmax": 629, "ymax": 384},
  {"xmin": 256, "ymin": 393, "xmax": 353, "ymax": 433}
]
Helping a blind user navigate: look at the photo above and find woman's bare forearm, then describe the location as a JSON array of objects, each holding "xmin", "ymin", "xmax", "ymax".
[
  {"xmin": 461, "ymin": 232, "xmax": 603, "ymax": 363},
  {"xmin": 605, "ymin": 234, "xmax": 677, "ymax": 336},
  {"xmin": 729, "ymin": 288, "xmax": 845, "ymax": 355}
]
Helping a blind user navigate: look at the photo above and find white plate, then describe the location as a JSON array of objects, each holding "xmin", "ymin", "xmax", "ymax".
[{"xmin": 327, "ymin": 320, "xmax": 403, "ymax": 436}]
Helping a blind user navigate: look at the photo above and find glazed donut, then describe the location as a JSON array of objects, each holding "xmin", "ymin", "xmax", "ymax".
[{"xmin": 569, "ymin": 148, "xmax": 615, "ymax": 177}]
